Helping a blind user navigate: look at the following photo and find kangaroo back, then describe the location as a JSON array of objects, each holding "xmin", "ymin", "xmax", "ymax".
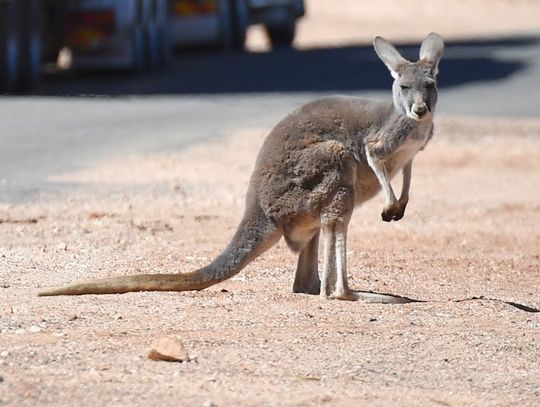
[{"xmin": 39, "ymin": 202, "xmax": 281, "ymax": 296}]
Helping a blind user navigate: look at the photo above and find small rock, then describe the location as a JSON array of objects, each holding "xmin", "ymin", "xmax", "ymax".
[
  {"xmin": 56, "ymin": 242, "xmax": 68, "ymax": 251},
  {"xmin": 29, "ymin": 326, "xmax": 41, "ymax": 333},
  {"xmin": 202, "ymin": 401, "xmax": 216, "ymax": 407},
  {"xmin": 3, "ymin": 305, "xmax": 13, "ymax": 315},
  {"xmin": 0, "ymin": 351, "xmax": 9, "ymax": 357},
  {"xmin": 147, "ymin": 336, "xmax": 189, "ymax": 362},
  {"xmin": 320, "ymin": 394, "xmax": 333, "ymax": 402}
]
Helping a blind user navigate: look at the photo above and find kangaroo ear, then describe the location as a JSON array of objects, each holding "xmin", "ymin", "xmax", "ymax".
[
  {"xmin": 419, "ymin": 32, "xmax": 444, "ymax": 76},
  {"xmin": 373, "ymin": 36, "xmax": 409, "ymax": 79}
]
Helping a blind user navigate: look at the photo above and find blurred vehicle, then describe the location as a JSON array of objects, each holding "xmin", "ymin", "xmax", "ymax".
[
  {"xmin": 65, "ymin": 0, "xmax": 170, "ymax": 71},
  {"xmin": 169, "ymin": 0, "xmax": 249, "ymax": 49},
  {"xmin": 1, "ymin": 0, "xmax": 42, "ymax": 91},
  {"xmin": 0, "ymin": 0, "xmax": 305, "ymax": 92},
  {"xmin": 1, "ymin": 0, "xmax": 170, "ymax": 92},
  {"xmin": 168, "ymin": 0, "xmax": 305, "ymax": 50}
]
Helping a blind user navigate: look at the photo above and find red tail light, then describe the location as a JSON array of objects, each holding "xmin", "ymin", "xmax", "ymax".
[
  {"xmin": 65, "ymin": 9, "xmax": 115, "ymax": 51},
  {"xmin": 171, "ymin": 0, "xmax": 217, "ymax": 17}
]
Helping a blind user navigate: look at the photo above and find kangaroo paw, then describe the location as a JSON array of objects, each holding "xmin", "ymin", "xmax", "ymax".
[{"xmin": 381, "ymin": 201, "xmax": 407, "ymax": 222}]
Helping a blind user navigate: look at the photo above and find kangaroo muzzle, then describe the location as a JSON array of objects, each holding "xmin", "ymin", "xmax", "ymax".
[{"xmin": 410, "ymin": 102, "xmax": 429, "ymax": 121}]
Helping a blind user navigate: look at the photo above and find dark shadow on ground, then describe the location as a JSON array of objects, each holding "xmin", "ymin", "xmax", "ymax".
[{"xmin": 32, "ymin": 35, "xmax": 539, "ymax": 96}]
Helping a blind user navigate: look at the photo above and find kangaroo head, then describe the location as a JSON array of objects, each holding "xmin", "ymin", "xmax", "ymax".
[{"xmin": 374, "ymin": 33, "xmax": 444, "ymax": 121}]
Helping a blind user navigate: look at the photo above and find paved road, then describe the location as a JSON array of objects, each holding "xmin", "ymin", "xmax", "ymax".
[{"xmin": 1, "ymin": 35, "xmax": 539, "ymax": 203}]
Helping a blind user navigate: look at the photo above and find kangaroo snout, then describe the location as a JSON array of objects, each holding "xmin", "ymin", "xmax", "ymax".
[{"xmin": 410, "ymin": 103, "xmax": 429, "ymax": 120}]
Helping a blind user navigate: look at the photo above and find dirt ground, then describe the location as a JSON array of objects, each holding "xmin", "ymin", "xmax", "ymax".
[
  {"xmin": 247, "ymin": 0, "xmax": 540, "ymax": 51},
  {"xmin": 2, "ymin": 1, "xmax": 540, "ymax": 406},
  {"xmin": 1, "ymin": 116, "xmax": 539, "ymax": 406}
]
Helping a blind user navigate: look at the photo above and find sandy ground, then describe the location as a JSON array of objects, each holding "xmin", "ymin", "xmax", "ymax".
[
  {"xmin": 1, "ymin": 116, "xmax": 539, "ymax": 406},
  {"xmin": 2, "ymin": 1, "xmax": 540, "ymax": 406},
  {"xmin": 247, "ymin": 0, "xmax": 540, "ymax": 50}
]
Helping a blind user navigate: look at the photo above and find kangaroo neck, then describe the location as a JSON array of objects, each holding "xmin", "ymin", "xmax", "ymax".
[{"xmin": 385, "ymin": 105, "xmax": 433, "ymax": 134}]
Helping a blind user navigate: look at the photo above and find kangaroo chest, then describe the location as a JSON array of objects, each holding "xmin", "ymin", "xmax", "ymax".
[
  {"xmin": 384, "ymin": 121, "xmax": 432, "ymax": 177},
  {"xmin": 354, "ymin": 120, "xmax": 432, "ymax": 204}
]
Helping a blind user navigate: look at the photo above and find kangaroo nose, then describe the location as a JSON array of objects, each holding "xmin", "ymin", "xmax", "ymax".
[{"xmin": 412, "ymin": 103, "xmax": 428, "ymax": 117}]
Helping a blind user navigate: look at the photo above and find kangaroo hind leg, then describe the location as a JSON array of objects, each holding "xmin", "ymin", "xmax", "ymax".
[
  {"xmin": 319, "ymin": 186, "xmax": 357, "ymax": 301},
  {"xmin": 292, "ymin": 230, "xmax": 321, "ymax": 295},
  {"xmin": 320, "ymin": 218, "xmax": 358, "ymax": 301}
]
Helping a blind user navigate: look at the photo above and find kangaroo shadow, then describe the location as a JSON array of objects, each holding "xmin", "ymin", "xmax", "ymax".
[
  {"xmin": 34, "ymin": 35, "xmax": 539, "ymax": 96},
  {"xmin": 357, "ymin": 290, "xmax": 540, "ymax": 313}
]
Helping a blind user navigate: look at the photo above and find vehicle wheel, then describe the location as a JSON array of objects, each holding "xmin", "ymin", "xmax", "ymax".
[
  {"xmin": 154, "ymin": 0, "xmax": 170, "ymax": 66},
  {"xmin": 265, "ymin": 8, "xmax": 295, "ymax": 48},
  {"xmin": 218, "ymin": 0, "xmax": 233, "ymax": 50},
  {"xmin": 144, "ymin": 22, "xmax": 159, "ymax": 69},
  {"xmin": 0, "ymin": 1, "xmax": 20, "ymax": 92},
  {"xmin": 156, "ymin": 26, "xmax": 171, "ymax": 66},
  {"xmin": 17, "ymin": 0, "xmax": 42, "ymax": 91},
  {"xmin": 130, "ymin": 26, "xmax": 146, "ymax": 72},
  {"xmin": 228, "ymin": 0, "xmax": 249, "ymax": 50}
]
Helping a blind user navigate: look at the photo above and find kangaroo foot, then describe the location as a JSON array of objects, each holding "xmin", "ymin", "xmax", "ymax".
[{"xmin": 381, "ymin": 201, "xmax": 407, "ymax": 222}]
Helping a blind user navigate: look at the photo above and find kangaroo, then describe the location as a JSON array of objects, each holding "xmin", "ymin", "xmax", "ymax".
[{"xmin": 39, "ymin": 33, "xmax": 444, "ymax": 302}]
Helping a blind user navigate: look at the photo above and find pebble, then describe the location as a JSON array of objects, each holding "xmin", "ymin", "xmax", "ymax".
[
  {"xmin": 147, "ymin": 336, "xmax": 189, "ymax": 362},
  {"xmin": 29, "ymin": 326, "xmax": 42, "ymax": 333},
  {"xmin": 56, "ymin": 242, "xmax": 68, "ymax": 251}
]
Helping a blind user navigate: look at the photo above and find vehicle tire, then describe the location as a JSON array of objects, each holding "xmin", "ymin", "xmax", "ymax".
[
  {"xmin": 130, "ymin": 26, "xmax": 146, "ymax": 72},
  {"xmin": 156, "ymin": 25, "xmax": 171, "ymax": 66},
  {"xmin": 155, "ymin": 0, "xmax": 170, "ymax": 66},
  {"xmin": 265, "ymin": 8, "xmax": 295, "ymax": 48},
  {"xmin": 218, "ymin": 0, "xmax": 233, "ymax": 50},
  {"xmin": 17, "ymin": 0, "xmax": 42, "ymax": 91},
  {"xmin": 0, "ymin": 1, "xmax": 20, "ymax": 92},
  {"xmin": 144, "ymin": 22, "xmax": 159, "ymax": 69},
  {"xmin": 228, "ymin": 0, "xmax": 249, "ymax": 50}
]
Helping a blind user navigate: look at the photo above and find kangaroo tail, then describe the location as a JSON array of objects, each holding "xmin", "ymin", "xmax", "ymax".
[{"xmin": 39, "ymin": 204, "xmax": 281, "ymax": 296}]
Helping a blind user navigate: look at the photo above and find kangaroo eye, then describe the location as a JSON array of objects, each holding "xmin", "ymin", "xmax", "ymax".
[{"xmin": 400, "ymin": 84, "xmax": 410, "ymax": 90}]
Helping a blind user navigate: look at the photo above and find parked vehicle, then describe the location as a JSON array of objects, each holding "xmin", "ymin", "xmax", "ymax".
[
  {"xmin": 1, "ymin": 0, "xmax": 170, "ymax": 92},
  {"xmin": 168, "ymin": 0, "xmax": 304, "ymax": 50},
  {"xmin": 0, "ymin": 0, "xmax": 305, "ymax": 92},
  {"xmin": 64, "ymin": 0, "xmax": 170, "ymax": 71},
  {"xmin": 0, "ymin": 0, "xmax": 42, "ymax": 91},
  {"xmin": 169, "ymin": 0, "xmax": 249, "ymax": 50}
]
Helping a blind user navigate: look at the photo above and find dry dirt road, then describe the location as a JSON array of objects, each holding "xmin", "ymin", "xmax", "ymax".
[{"xmin": 1, "ymin": 117, "xmax": 539, "ymax": 406}]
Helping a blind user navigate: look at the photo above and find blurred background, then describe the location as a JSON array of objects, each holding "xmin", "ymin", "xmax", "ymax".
[{"xmin": 0, "ymin": 0, "xmax": 539, "ymax": 202}]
